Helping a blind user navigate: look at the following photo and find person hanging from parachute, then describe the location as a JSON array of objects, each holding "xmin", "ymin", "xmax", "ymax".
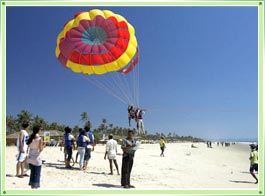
[
  {"xmin": 127, "ymin": 105, "xmax": 145, "ymax": 135},
  {"xmin": 127, "ymin": 105, "xmax": 136, "ymax": 127},
  {"xmin": 56, "ymin": 9, "xmax": 145, "ymax": 136},
  {"xmin": 135, "ymin": 108, "xmax": 145, "ymax": 135}
]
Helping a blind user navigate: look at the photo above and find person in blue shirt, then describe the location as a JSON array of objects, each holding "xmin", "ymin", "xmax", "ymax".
[
  {"xmin": 77, "ymin": 129, "xmax": 90, "ymax": 170},
  {"xmin": 63, "ymin": 127, "xmax": 75, "ymax": 168}
]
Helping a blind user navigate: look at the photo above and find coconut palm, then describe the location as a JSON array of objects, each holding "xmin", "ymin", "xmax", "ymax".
[
  {"xmin": 6, "ymin": 115, "xmax": 19, "ymax": 133},
  {"xmin": 33, "ymin": 115, "xmax": 48, "ymax": 129},
  {"xmin": 16, "ymin": 110, "xmax": 33, "ymax": 126},
  {"xmin": 80, "ymin": 112, "xmax": 88, "ymax": 123},
  {"xmin": 49, "ymin": 122, "xmax": 59, "ymax": 130}
]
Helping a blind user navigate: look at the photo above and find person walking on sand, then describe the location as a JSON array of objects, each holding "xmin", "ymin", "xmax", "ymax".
[
  {"xmin": 83, "ymin": 126, "xmax": 95, "ymax": 170},
  {"xmin": 159, "ymin": 137, "xmax": 166, "ymax": 157},
  {"xmin": 16, "ymin": 121, "xmax": 30, "ymax": 178},
  {"xmin": 77, "ymin": 129, "xmax": 90, "ymax": 170},
  {"xmin": 63, "ymin": 127, "xmax": 75, "ymax": 168},
  {"xmin": 249, "ymin": 144, "xmax": 258, "ymax": 184},
  {"xmin": 26, "ymin": 126, "xmax": 45, "ymax": 189},
  {"xmin": 104, "ymin": 134, "xmax": 120, "ymax": 175},
  {"xmin": 121, "ymin": 130, "xmax": 138, "ymax": 189}
]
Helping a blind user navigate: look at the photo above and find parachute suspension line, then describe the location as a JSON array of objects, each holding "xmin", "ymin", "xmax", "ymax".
[
  {"xmin": 132, "ymin": 63, "xmax": 138, "ymax": 107},
  {"xmin": 80, "ymin": 42, "xmax": 129, "ymax": 105},
  {"xmin": 76, "ymin": 33, "xmax": 130, "ymax": 105},
  {"xmin": 110, "ymin": 72, "xmax": 132, "ymax": 104},
  {"xmin": 115, "ymin": 38, "xmax": 137, "ymax": 106},
  {"xmin": 109, "ymin": 53, "xmax": 132, "ymax": 105},
  {"xmin": 114, "ymin": 73, "xmax": 133, "ymax": 104},
  {"xmin": 131, "ymin": 48, "xmax": 140, "ymax": 108},
  {"xmin": 115, "ymin": 68, "xmax": 135, "ymax": 105},
  {"xmin": 136, "ymin": 48, "xmax": 140, "ymax": 107},
  {"xmin": 106, "ymin": 42, "xmax": 134, "ymax": 105},
  {"xmin": 77, "ymin": 20, "xmax": 139, "ymax": 107},
  {"xmin": 81, "ymin": 74, "xmax": 128, "ymax": 105}
]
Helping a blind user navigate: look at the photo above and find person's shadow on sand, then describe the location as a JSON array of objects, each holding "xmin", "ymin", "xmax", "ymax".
[
  {"xmin": 55, "ymin": 166, "xmax": 80, "ymax": 170},
  {"xmin": 44, "ymin": 162, "xmax": 64, "ymax": 168},
  {"xmin": 230, "ymin": 180, "xmax": 257, "ymax": 184},
  {"xmin": 92, "ymin": 183, "xmax": 122, "ymax": 188}
]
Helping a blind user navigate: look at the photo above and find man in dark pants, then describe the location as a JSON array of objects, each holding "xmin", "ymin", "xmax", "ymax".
[{"xmin": 121, "ymin": 130, "xmax": 137, "ymax": 189}]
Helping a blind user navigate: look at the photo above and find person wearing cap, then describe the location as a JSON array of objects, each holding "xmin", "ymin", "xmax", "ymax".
[
  {"xmin": 249, "ymin": 144, "xmax": 258, "ymax": 184},
  {"xmin": 104, "ymin": 134, "xmax": 120, "ymax": 175},
  {"xmin": 121, "ymin": 130, "xmax": 137, "ymax": 189}
]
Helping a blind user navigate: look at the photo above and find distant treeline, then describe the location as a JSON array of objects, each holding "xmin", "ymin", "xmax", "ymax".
[{"xmin": 6, "ymin": 110, "xmax": 204, "ymax": 143}]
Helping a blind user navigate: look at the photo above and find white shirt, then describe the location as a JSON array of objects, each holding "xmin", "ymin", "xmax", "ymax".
[
  {"xmin": 16, "ymin": 129, "xmax": 29, "ymax": 152},
  {"xmin": 28, "ymin": 136, "xmax": 42, "ymax": 166},
  {"xmin": 106, "ymin": 139, "xmax": 117, "ymax": 156}
]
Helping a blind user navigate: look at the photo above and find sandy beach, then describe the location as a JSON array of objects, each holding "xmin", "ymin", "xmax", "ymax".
[{"xmin": 5, "ymin": 142, "xmax": 259, "ymax": 190}]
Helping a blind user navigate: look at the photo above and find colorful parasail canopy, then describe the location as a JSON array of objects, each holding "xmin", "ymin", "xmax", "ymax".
[{"xmin": 55, "ymin": 9, "xmax": 139, "ymax": 75}]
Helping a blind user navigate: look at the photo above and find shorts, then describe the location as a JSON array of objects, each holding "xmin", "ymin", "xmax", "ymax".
[
  {"xmin": 84, "ymin": 148, "xmax": 91, "ymax": 160},
  {"xmin": 250, "ymin": 164, "xmax": 258, "ymax": 172},
  {"xmin": 17, "ymin": 151, "xmax": 27, "ymax": 162},
  {"xmin": 65, "ymin": 146, "xmax": 73, "ymax": 161},
  {"xmin": 108, "ymin": 154, "xmax": 116, "ymax": 160}
]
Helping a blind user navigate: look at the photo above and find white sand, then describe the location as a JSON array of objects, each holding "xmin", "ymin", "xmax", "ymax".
[{"xmin": 5, "ymin": 142, "xmax": 259, "ymax": 190}]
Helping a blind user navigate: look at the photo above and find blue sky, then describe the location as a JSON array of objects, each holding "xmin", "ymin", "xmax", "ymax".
[{"xmin": 6, "ymin": 6, "xmax": 258, "ymax": 140}]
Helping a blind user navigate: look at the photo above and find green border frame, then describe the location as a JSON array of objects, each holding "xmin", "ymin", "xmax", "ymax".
[{"xmin": 0, "ymin": 1, "xmax": 264, "ymax": 195}]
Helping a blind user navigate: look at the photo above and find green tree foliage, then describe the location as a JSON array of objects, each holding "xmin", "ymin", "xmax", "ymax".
[
  {"xmin": 6, "ymin": 115, "xmax": 19, "ymax": 133},
  {"xmin": 6, "ymin": 110, "xmax": 204, "ymax": 143},
  {"xmin": 16, "ymin": 110, "xmax": 33, "ymax": 125}
]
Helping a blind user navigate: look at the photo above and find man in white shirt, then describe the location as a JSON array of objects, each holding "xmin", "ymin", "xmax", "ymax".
[
  {"xmin": 16, "ymin": 121, "xmax": 29, "ymax": 178},
  {"xmin": 104, "ymin": 134, "xmax": 120, "ymax": 175}
]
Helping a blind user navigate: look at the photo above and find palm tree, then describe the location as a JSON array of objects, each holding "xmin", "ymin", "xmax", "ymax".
[
  {"xmin": 49, "ymin": 122, "xmax": 59, "ymax": 130},
  {"xmin": 72, "ymin": 125, "xmax": 80, "ymax": 137},
  {"xmin": 80, "ymin": 112, "xmax": 88, "ymax": 123},
  {"xmin": 102, "ymin": 118, "xmax": 107, "ymax": 125},
  {"xmin": 16, "ymin": 110, "xmax": 33, "ymax": 126},
  {"xmin": 6, "ymin": 115, "xmax": 19, "ymax": 133},
  {"xmin": 85, "ymin": 121, "xmax": 92, "ymax": 129},
  {"xmin": 33, "ymin": 115, "xmax": 48, "ymax": 129},
  {"xmin": 81, "ymin": 112, "xmax": 92, "ymax": 128},
  {"xmin": 101, "ymin": 118, "xmax": 107, "ymax": 133}
]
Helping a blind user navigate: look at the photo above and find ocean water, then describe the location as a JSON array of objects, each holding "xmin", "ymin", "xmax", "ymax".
[{"xmin": 238, "ymin": 141, "xmax": 258, "ymax": 145}]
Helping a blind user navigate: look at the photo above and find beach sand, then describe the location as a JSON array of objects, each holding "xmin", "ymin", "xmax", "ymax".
[{"xmin": 5, "ymin": 142, "xmax": 259, "ymax": 190}]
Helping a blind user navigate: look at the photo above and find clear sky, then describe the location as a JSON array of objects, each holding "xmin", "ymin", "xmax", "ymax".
[{"xmin": 6, "ymin": 6, "xmax": 258, "ymax": 140}]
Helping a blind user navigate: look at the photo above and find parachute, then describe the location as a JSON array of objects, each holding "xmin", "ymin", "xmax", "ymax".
[{"xmin": 55, "ymin": 9, "xmax": 140, "ymax": 106}]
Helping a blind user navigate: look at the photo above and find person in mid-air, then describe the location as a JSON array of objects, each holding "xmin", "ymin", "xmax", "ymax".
[
  {"xmin": 127, "ymin": 105, "xmax": 135, "ymax": 127},
  {"xmin": 135, "ymin": 109, "xmax": 145, "ymax": 135}
]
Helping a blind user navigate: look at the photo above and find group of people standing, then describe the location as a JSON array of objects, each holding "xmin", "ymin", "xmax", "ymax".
[
  {"xmin": 15, "ymin": 120, "xmax": 259, "ymax": 189},
  {"xmin": 61, "ymin": 126, "xmax": 139, "ymax": 189},
  {"xmin": 16, "ymin": 121, "xmax": 139, "ymax": 189},
  {"xmin": 61, "ymin": 126, "xmax": 94, "ymax": 170}
]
